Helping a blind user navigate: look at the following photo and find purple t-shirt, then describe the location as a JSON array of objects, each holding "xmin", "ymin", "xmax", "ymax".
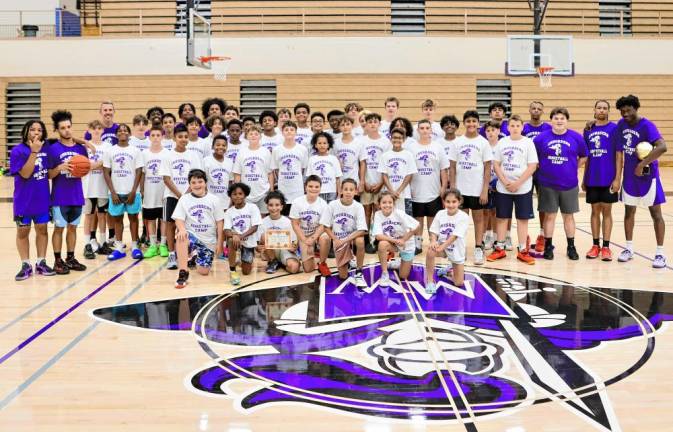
[
  {"xmin": 534, "ymin": 129, "xmax": 588, "ymax": 191},
  {"xmin": 583, "ymin": 122, "xmax": 617, "ymax": 187},
  {"xmin": 479, "ymin": 120, "xmax": 509, "ymax": 139},
  {"xmin": 47, "ymin": 141, "xmax": 87, "ymax": 206},
  {"xmin": 84, "ymin": 123, "xmax": 119, "ymax": 145},
  {"xmin": 523, "ymin": 122, "xmax": 551, "ymax": 140},
  {"xmin": 615, "ymin": 117, "xmax": 662, "ymax": 197},
  {"xmin": 10, "ymin": 142, "xmax": 51, "ymax": 217}
]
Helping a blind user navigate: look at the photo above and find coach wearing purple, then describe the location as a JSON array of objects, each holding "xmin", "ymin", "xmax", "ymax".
[{"xmin": 534, "ymin": 107, "xmax": 588, "ymax": 261}]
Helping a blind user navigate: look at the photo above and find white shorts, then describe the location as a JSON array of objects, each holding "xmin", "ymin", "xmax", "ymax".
[
  {"xmin": 621, "ymin": 177, "xmax": 666, "ymax": 207},
  {"xmin": 438, "ymin": 239, "xmax": 466, "ymax": 265}
]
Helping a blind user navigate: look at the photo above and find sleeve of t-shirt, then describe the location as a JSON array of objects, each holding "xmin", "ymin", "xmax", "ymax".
[
  {"xmin": 134, "ymin": 150, "xmax": 145, "ymax": 169},
  {"xmin": 289, "ymin": 198, "xmax": 302, "ymax": 220},
  {"xmin": 171, "ymin": 196, "xmax": 187, "ymax": 221},
  {"xmin": 576, "ymin": 133, "xmax": 588, "ymax": 158},
  {"xmin": 403, "ymin": 212, "xmax": 420, "ymax": 231},
  {"xmin": 332, "ymin": 155, "xmax": 343, "ymax": 177},
  {"xmin": 493, "ymin": 140, "xmax": 504, "ymax": 162},
  {"xmin": 482, "ymin": 140, "xmax": 494, "ymax": 162},
  {"xmin": 103, "ymin": 148, "xmax": 112, "ymax": 169},
  {"xmin": 306, "ymin": 157, "xmax": 316, "ymax": 176},
  {"xmin": 438, "ymin": 146, "xmax": 450, "ymax": 170},
  {"xmin": 453, "ymin": 215, "xmax": 469, "ymax": 239},
  {"xmin": 319, "ymin": 203, "xmax": 333, "ymax": 227},
  {"xmin": 371, "ymin": 212, "xmax": 383, "ymax": 236},
  {"xmin": 213, "ymin": 197, "xmax": 225, "ymax": 221},
  {"xmin": 429, "ymin": 214, "xmax": 441, "ymax": 236},
  {"xmin": 646, "ymin": 119, "xmax": 664, "ymax": 143},
  {"xmin": 300, "ymin": 148, "xmax": 309, "ymax": 170},
  {"xmin": 159, "ymin": 154, "xmax": 170, "ymax": 176},
  {"xmin": 407, "ymin": 152, "xmax": 419, "ymax": 174},
  {"xmin": 223, "ymin": 209, "xmax": 233, "ymax": 230},
  {"xmin": 526, "ymin": 139, "xmax": 539, "ymax": 164},
  {"xmin": 358, "ymin": 144, "xmax": 368, "ymax": 162},
  {"xmin": 270, "ymin": 150, "xmax": 278, "ymax": 170},
  {"xmin": 447, "ymin": 141, "xmax": 457, "ymax": 162},
  {"xmin": 377, "ymin": 154, "xmax": 388, "ymax": 174},
  {"xmin": 249, "ymin": 204, "xmax": 262, "ymax": 227},
  {"xmin": 287, "ymin": 217, "xmax": 297, "ymax": 242},
  {"xmin": 355, "ymin": 203, "xmax": 367, "ymax": 232},
  {"xmin": 9, "ymin": 146, "xmax": 28, "ymax": 176},
  {"xmin": 258, "ymin": 217, "xmax": 268, "ymax": 236},
  {"xmin": 191, "ymin": 153, "xmax": 204, "ymax": 170},
  {"xmin": 232, "ymin": 153, "xmax": 242, "ymax": 175}
]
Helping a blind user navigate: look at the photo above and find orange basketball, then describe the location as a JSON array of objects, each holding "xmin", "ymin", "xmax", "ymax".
[{"xmin": 69, "ymin": 154, "xmax": 91, "ymax": 178}]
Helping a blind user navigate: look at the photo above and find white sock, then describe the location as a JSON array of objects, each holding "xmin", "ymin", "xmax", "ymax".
[
  {"xmin": 656, "ymin": 246, "xmax": 665, "ymax": 256},
  {"xmin": 23, "ymin": 259, "xmax": 31, "ymax": 265},
  {"xmin": 36, "ymin": 257, "xmax": 45, "ymax": 264},
  {"xmin": 161, "ymin": 237, "xmax": 167, "ymax": 245},
  {"xmin": 539, "ymin": 229, "xmax": 544, "ymax": 236},
  {"xmin": 626, "ymin": 241, "xmax": 633, "ymax": 252},
  {"xmin": 90, "ymin": 238, "xmax": 99, "ymax": 248},
  {"xmin": 415, "ymin": 236, "xmax": 422, "ymax": 248},
  {"xmin": 519, "ymin": 244, "xmax": 526, "ymax": 251},
  {"xmin": 114, "ymin": 241, "xmax": 124, "ymax": 251},
  {"xmin": 150, "ymin": 234, "xmax": 157, "ymax": 245},
  {"xmin": 506, "ymin": 230, "xmax": 511, "ymax": 238}
]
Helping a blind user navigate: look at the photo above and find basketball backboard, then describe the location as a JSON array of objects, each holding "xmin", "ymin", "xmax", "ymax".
[
  {"xmin": 506, "ymin": 35, "xmax": 574, "ymax": 76},
  {"xmin": 186, "ymin": 1, "xmax": 211, "ymax": 69}
]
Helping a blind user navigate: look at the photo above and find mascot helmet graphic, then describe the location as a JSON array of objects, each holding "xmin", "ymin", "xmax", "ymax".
[{"xmin": 93, "ymin": 263, "xmax": 673, "ymax": 431}]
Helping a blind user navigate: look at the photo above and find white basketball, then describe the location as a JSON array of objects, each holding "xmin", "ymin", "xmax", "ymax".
[{"xmin": 636, "ymin": 141, "xmax": 654, "ymax": 160}]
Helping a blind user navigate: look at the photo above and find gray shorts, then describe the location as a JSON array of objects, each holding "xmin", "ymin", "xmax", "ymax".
[
  {"xmin": 274, "ymin": 249, "xmax": 300, "ymax": 266},
  {"xmin": 537, "ymin": 185, "xmax": 579, "ymax": 214}
]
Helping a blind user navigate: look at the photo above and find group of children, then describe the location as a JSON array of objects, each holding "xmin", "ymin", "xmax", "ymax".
[{"xmin": 11, "ymin": 94, "xmax": 668, "ymax": 292}]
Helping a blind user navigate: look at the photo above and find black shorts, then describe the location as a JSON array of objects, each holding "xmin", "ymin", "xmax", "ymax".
[
  {"xmin": 412, "ymin": 196, "xmax": 443, "ymax": 218},
  {"xmin": 495, "ymin": 190, "xmax": 535, "ymax": 220},
  {"xmin": 485, "ymin": 189, "xmax": 496, "ymax": 210},
  {"xmin": 142, "ymin": 207, "xmax": 163, "ymax": 220},
  {"xmin": 84, "ymin": 197, "xmax": 108, "ymax": 215},
  {"xmin": 460, "ymin": 195, "xmax": 485, "ymax": 211},
  {"xmin": 586, "ymin": 186, "xmax": 618, "ymax": 204},
  {"xmin": 163, "ymin": 197, "xmax": 178, "ymax": 223}
]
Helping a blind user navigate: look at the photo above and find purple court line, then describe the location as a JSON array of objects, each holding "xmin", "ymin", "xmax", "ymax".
[
  {"xmin": 574, "ymin": 226, "xmax": 672, "ymax": 271},
  {"xmin": 0, "ymin": 259, "xmax": 141, "ymax": 366}
]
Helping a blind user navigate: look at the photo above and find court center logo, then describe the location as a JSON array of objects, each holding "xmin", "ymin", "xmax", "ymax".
[{"xmin": 93, "ymin": 263, "xmax": 673, "ymax": 430}]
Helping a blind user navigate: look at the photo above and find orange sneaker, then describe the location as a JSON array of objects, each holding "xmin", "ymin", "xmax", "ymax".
[
  {"xmin": 318, "ymin": 262, "xmax": 332, "ymax": 277},
  {"xmin": 586, "ymin": 245, "xmax": 600, "ymax": 259},
  {"xmin": 487, "ymin": 248, "xmax": 507, "ymax": 262},
  {"xmin": 534, "ymin": 235, "xmax": 545, "ymax": 253},
  {"xmin": 517, "ymin": 249, "xmax": 535, "ymax": 265},
  {"xmin": 600, "ymin": 247, "xmax": 613, "ymax": 261}
]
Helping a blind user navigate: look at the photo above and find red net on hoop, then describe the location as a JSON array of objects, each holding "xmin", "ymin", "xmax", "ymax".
[
  {"xmin": 536, "ymin": 66, "xmax": 555, "ymax": 88},
  {"xmin": 199, "ymin": 55, "xmax": 232, "ymax": 81}
]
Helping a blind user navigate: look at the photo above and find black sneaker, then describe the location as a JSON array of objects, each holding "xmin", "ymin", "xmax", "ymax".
[
  {"xmin": 365, "ymin": 242, "xmax": 377, "ymax": 254},
  {"xmin": 66, "ymin": 256, "xmax": 87, "ymax": 271},
  {"xmin": 567, "ymin": 245, "xmax": 579, "ymax": 261},
  {"xmin": 187, "ymin": 255, "xmax": 197, "ymax": 269},
  {"xmin": 83, "ymin": 244, "xmax": 96, "ymax": 260},
  {"xmin": 414, "ymin": 247, "xmax": 423, "ymax": 256},
  {"xmin": 543, "ymin": 244, "xmax": 555, "ymax": 260},
  {"xmin": 265, "ymin": 259, "xmax": 281, "ymax": 274},
  {"xmin": 175, "ymin": 269, "xmax": 189, "ymax": 289},
  {"xmin": 15, "ymin": 262, "xmax": 33, "ymax": 281},
  {"xmin": 54, "ymin": 258, "xmax": 70, "ymax": 275},
  {"xmin": 97, "ymin": 243, "xmax": 113, "ymax": 255}
]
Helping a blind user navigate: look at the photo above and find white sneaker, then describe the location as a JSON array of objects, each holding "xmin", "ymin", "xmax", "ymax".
[
  {"xmin": 504, "ymin": 235, "xmax": 513, "ymax": 251},
  {"xmin": 167, "ymin": 252, "xmax": 178, "ymax": 270},
  {"xmin": 349, "ymin": 258, "xmax": 357, "ymax": 269},
  {"xmin": 474, "ymin": 247, "xmax": 485, "ymax": 265},
  {"xmin": 387, "ymin": 258, "xmax": 401, "ymax": 270},
  {"xmin": 484, "ymin": 232, "xmax": 495, "ymax": 250},
  {"xmin": 379, "ymin": 271, "xmax": 391, "ymax": 287},
  {"xmin": 353, "ymin": 270, "xmax": 367, "ymax": 288},
  {"xmin": 618, "ymin": 249, "xmax": 634, "ymax": 262}
]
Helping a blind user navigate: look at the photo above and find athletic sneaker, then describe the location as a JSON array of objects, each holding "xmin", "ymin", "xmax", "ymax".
[
  {"xmin": 487, "ymin": 248, "xmax": 506, "ymax": 262},
  {"xmin": 543, "ymin": 244, "xmax": 555, "ymax": 260},
  {"xmin": 66, "ymin": 256, "xmax": 87, "ymax": 271},
  {"xmin": 35, "ymin": 260, "xmax": 56, "ymax": 276},
  {"xmin": 618, "ymin": 249, "xmax": 634, "ymax": 262},
  {"xmin": 586, "ymin": 245, "xmax": 600, "ymax": 259},
  {"xmin": 567, "ymin": 245, "xmax": 579, "ymax": 261},
  {"xmin": 53, "ymin": 258, "xmax": 70, "ymax": 275},
  {"xmin": 425, "ymin": 281, "xmax": 437, "ymax": 295},
  {"xmin": 387, "ymin": 258, "xmax": 401, "ymax": 270},
  {"xmin": 143, "ymin": 244, "xmax": 159, "ymax": 259},
  {"xmin": 83, "ymin": 244, "xmax": 96, "ymax": 260},
  {"xmin": 474, "ymin": 247, "xmax": 485, "ymax": 265},
  {"xmin": 97, "ymin": 243, "xmax": 113, "ymax": 255},
  {"xmin": 483, "ymin": 232, "xmax": 495, "ymax": 250},
  {"xmin": 535, "ymin": 235, "xmax": 545, "ymax": 253},
  {"xmin": 379, "ymin": 271, "xmax": 391, "ymax": 287},
  {"xmin": 131, "ymin": 247, "xmax": 143, "ymax": 260},
  {"xmin": 108, "ymin": 249, "xmax": 126, "ymax": 261},
  {"xmin": 414, "ymin": 247, "xmax": 423, "ymax": 256},
  {"xmin": 187, "ymin": 255, "xmax": 197, "ymax": 269},
  {"xmin": 175, "ymin": 269, "xmax": 189, "ymax": 289},
  {"xmin": 437, "ymin": 265, "xmax": 453, "ymax": 279},
  {"xmin": 230, "ymin": 270, "xmax": 241, "ymax": 285},
  {"xmin": 318, "ymin": 261, "xmax": 331, "ymax": 277},
  {"xmin": 516, "ymin": 249, "xmax": 535, "ymax": 265},
  {"xmin": 600, "ymin": 247, "xmax": 613, "ymax": 262},
  {"xmin": 504, "ymin": 235, "xmax": 513, "ymax": 251},
  {"xmin": 166, "ymin": 252, "xmax": 178, "ymax": 269},
  {"xmin": 15, "ymin": 262, "xmax": 33, "ymax": 281},
  {"xmin": 653, "ymin": 255, "xmax": 667, "ymax": 269},
  {"xmin": 159, "ymin": 243, "xmax": 169, "ymax": 257},
  {"xmin": 266, "ymin": 259, "xmax": 280, "ymax": 274},
  {"xmin": 353, "ymin": 270, "xmax": 367, "ymax": 288}
]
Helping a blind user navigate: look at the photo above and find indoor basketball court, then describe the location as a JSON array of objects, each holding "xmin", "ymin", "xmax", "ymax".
[{"xmin": 1, "ymin": 0, "xmax": 672, "ymax": 431}]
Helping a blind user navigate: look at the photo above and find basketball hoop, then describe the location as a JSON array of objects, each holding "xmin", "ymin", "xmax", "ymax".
[
  {"xmin": 199, "ymin": 55, "xmax": 231, "ymax": 81},
  {"xmin": 537, "ymin": 66, "xmax": 554, "ymax": 88}
]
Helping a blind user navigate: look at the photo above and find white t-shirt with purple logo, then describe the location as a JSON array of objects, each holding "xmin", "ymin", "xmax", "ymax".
[
  {"xmin": 204, "ymin": 155, "xmax": 234, "ymax": 208},
  {"xmin": 142, "ymin": 148, "xmax": 169, "ymax": 208},
  {"xmin": 334, "ymin": 137, "xmax": 364, "ymax": 184},
  {"xmin": 584, "ymin": 122, "xmax": 618, "ymax": 188},
  {"xmin": 225, "ymin": 142, "xmax": 249, "ymax": 165},
  {"xmin": 378, "ymin": 149, "xmax": 417, "ymax": 206},
  {"xmin": 371, "ymin": 209, "xmax": 419, "ymax": 253},
  {"xmin": 289, "ymin": 195, "xmax": 328, "ymax": 236},
  {"xmin": 233, "ymin": 146, "xmax": 272, "ymax": 203},
  {"xmin": 84, "ymin": 141, "xmax": 111, "ymax": 199},
  {"xmin": 307, "ymin": 154, "xmax": 343, "ymax": 194},
  {"xmin": 259, "ymin": 215, "xmax": 297, "ymax": 244},
  {"xmin": 160, "ymin": 149, "xmax": 204, "ymax": 199},
  {"xmin": 224, "ymin": 203, "xmax": 262, "ymax": 248},
  {"xmin": 359, "ymin": 135, "xmax": 392, "ymax": 186},
  {"xmin": 320, "ymin": 199, "xmax": 367, "ymax": 240},
  {"xmin": 271, "ymin": 144, "xmax": 308, "ymax": 202},
  {"xmin": 187, "ymin": 137, "xmax": 212, "ymax": 160},
  {"xmin": 130, "ymin": 136, "xmax": 150, "ymax": 152},
  {"xmin": 534, "ymin": 129, "xmax": 587, "ymax": 191},
  {"xmin": 172, "ymin": 192, "xmax": 225, "ymax": 250},
  {"xmin": 615, "ymin": 117, "xmax": 664, "ymax": 198},
  {"xmin": 103, "ymin": 144, "xmax": 144, "ymax": 195},
  {"xmin": 407, "ymin": 141, "xmax": 449, "ymax": 203},
  {"xmin": 295, "ymin": 127, "xmax": 313, "ymax": 150},
  {"xmin": 429, "ymin": 209, "xmax": 469, "ymax": 263},
  {"xmin": 413, "ymin": 121, "xmax": 444, "ymax": 141},
  {"xmin": 161, "ymin": 138, "xmax": 175, "ymax": 151},
  {"xmin": 448, "ymin": 135, "xmax": 493, "ymax": 197},
  {"xmin": 437, "ymin": 137, "xmax": 457, "ymax": 159},
  {"xmin": 493, "ymin": 136, "xmax": 538, "ymax": 195},
  {"xmin": 260, "ymin": 133, "xmax": 284, "ymax": 155}
]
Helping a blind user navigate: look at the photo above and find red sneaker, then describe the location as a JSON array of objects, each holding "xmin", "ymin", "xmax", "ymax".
[
  {"xmin": 487, "ymin": 248, "xmax": 507, "ymax": 262},
  {"xmin": 600, "ymin": 247, "xmax": 613, "ymax": 261},
  {"xmin": 586, "ymin": 245, "xmax": 600, "ymax": 259},
  {"xmin": 517, "ymin": 249, "xmax": 535, "ymax": 265},
  {"xmin": 534, "ymin": 235, "xmax": 545, "ymax": 253},
  {"xmin": 318, "ymin": 261, "xmax": 332, "ymax": 277}
]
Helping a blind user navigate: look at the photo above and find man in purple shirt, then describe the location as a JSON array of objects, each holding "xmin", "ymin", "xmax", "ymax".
[
  {"xmin": 10, "ymin": 120, "xmax": 56, "ymax": 280},
  {"xmin": 48, "ymin": 110, "xmax": 88, "ymax": 275},
  {"xmin": 534, "ymin": 107, "xmax": 588, "ymax": 261},
  {"xmin": 614, "ymin": 95, "xmax": 667, "ymax": 268},
  {"xmin": 524, "ymin": 101, "xmax": 553, "ymax": 254},
  {"xmin": 479, "ymin": 102, "xmax": 510, "ymax": 139},
  {"xmin": 582, "ymin": 100, "xmax": 621, "ymax": 262},
  {"xmin": 84, "ymin": 100, "xmax": 119, "ymax": 145}
]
